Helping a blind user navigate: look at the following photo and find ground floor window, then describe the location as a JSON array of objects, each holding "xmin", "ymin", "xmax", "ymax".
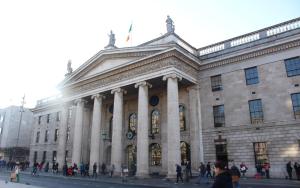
[
  {"xmin": 127, "ymin": 145, "xmax": 136, "ymax": 171},
  {"xmin": 33, "ymin": 151, "xmax": 38, "ymax": 163},
  {"xmin": 215, "ymin": 144, "xmax": 228, "ymax": 165},
  {"xmin": 42, "ymin": 151, "xmax": 46, "ymax": 163},
  {"xmin": 253, "ymin": 142, "xmax": 269, "ymax": 165},
  {"xmin": 150, "ymin": 143, "xmax": 161, "ymax": 166},
  {"xmin": 52, "ymin": 151, "xmax": 57, "ymax": 162},
  {"xmin": 180, "ymin": 141, "xmax": 190, "ymax": 165}
]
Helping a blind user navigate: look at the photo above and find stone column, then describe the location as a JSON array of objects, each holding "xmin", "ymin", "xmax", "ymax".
[
  {"xmin": 163, "ymin": 73, "xmax": 182, "ymax": 178},
  {"xmin": 188, "ymin": 85, "xmax": 202, "ymax": 170},
  {"xmin": 135, "ymin": 81, "xmax": 152, "ymax": 178},
  {"xmin": 57, "ymin": 104, "xmax": 69, "ymax": 169},
  {"xmin": 72, "ymin": 99, "xmax": 86, "ymax": 165},
  {"xmin": 89, "ymin": 94, "xmax": 105, "ymax": 172},
  {"xmin": 196, "ymin": 85, "xmax": 204, "ymax": 163},
  {"xmin": 111, "ymin": 88, "xmax": 126, "ymax": 175}
]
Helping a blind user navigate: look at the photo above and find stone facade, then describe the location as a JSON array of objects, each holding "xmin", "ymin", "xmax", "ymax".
[
  {"xmin": 0, "ymin": 106, "xmax": 34, "ymax": 161},
  {"xmin": 30, "ymin": 17, "xmax": 300, "ymax": 178}
]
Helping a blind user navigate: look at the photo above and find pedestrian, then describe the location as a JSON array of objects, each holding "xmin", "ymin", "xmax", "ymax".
[
  {"xmin": 175, "ymin": 164, "xmax": 183, "ymax": 184},
  {"xmin": 92, "ymin": 163, "xmax": 97, "ymax": 178},
  {"xmin": 294, "ymin": 162, "xmax": 300, "ymax": 181},
  {"xmin": 15, "ymin": 165, "xmax": 20, "ymax": 183},
  {"xmin": 63, "ymin": 163, "xmax": 67, "ymax": 176},
  {"xmin": 286, "ymin": 161, "xmax": 293, "ymax": 180},
  {"xmin": 110, "ymin": 164, "xmax": 115, "ymax": 177},
  {"xmin": 44, "ymin": 162, "xmax": 49, "ymax": 172},
  {"xmin": 206, "ymin": 162, "xmax": 213, "ymax": 180},
  {"xmin": 211, "ymin": 160, "xmax": 233, "ymax": 188},
  {"xmin": 184, "ymin": 163, "xmax": 190, "ymax": 182},
  {"xmin": 186, "ymin": 161, "xmax": 192, "ymax": 178},
  {"xmin": 264, "ymin": 162, "xmax": 270, "ymax": 179},
  {"xmin": 230, "ymin": 163, "xmax": 241, "ymax": 188},
  {"xmin": 101, "ymin": 163, "xmax": 106, "ymax": 175},
  {"xmin": 239, "ymin": 162, "xmax": 248, "ymax": 177}
]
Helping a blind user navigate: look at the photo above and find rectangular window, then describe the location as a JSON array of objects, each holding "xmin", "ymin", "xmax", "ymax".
[
  {"xmin": 253, "ymin": 142, "xmax": 269, "ymax": 165},
  {"xmin": 42, "ymin": 151, "xmax": 46, "ymax": 162},
  {"xmin": 249, "ymin": 99, "xmax": 264, "ymax": 124},
  {"xmin": 211, "ymin": 75, "xmax": 223, "ymax": 92},
  {"xmin": 38, "ymin": 116, "xmax": 42, "ymax": 125},
  {"xmin": 36, "ymin": 131, "xmax": 40, "ymax": 143},
  {"xmin": 245, "ymin": 66, "xmax": 259, "ymax": 85},
  {"xmin": 47, "ymin": 114, "xmax": 50, "ymax": 123},
  {"xmin": 33, "ymin": 151, "xmax": 38, "ymax": 163},
  {"xmin": 285, "ymin": 57, "xmax": 300, "ymax": 77},
  {"xmin": 56, "ymin": 112, "xmax": 61, "ymax": 122},
  {"xmin": 52, "ymin": 151, "xmax": 57, "ymax": 162},
  {"xmin": 291, "ymin": 93, "xmax": 300, "ymax": 119},
  {"xmin": 54, "ymin": 129, "xmax": 59, "ymax": 142},
  {"xmin": 44, "ymin": 130, "xmax": 49, "ymax": 142},
  {"xmin": 65, "ymin": 150, "xmax": 68, "ymax": 162},
  {"xmin": 213, "ymin": 105, "xmax": 225, "ymax": 127}
]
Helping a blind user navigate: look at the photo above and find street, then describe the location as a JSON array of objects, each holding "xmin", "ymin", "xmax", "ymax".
[{"xmin": 0, "ymin": 170, "xmax": 299, "ymax": 188}]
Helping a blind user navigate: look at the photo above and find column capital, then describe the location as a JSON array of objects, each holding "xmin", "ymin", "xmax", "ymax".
[
  {"xmin": 134, "ymin": 81, "xmax": 152, "ymax": 89},
  {"xmin": 162, "ymin": 73, "xmax": 182, "ymax": 81},
  {"xmin": 91, "ymin": 93, "xmax": 106, "ymax": 100},
  {"xmin": 111, "ymin": 88, "xmax": 127, "ymax": 95},
  {"xmin": 74, "ymin": 98, "xmax": 88, "ymax": 105}
]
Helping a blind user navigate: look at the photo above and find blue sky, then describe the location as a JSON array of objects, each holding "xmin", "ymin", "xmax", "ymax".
[{"xmin": 0, "ymin": 0, "xmax": 299, "ymax": 108}]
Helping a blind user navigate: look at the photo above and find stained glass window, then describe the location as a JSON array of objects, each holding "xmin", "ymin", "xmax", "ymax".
[
  {"xmin": 253, "ymin": 142, "xmax": 269, "ymax": 165},
  {"xmin": 179, "ymin": 105, "xmax": 186, "ymax": 131},
  {"xmin": 129, "ymin": 113, "xmax": 137, "ymax": 132},
  {"xmin": 151, "ymin": 110, "xmax": 160, "ymax": 134},
  {"xmin": 150, "ymin": 143, "xmax": 161, "ymax": 166},
  {"xmin": 180, "ymin": 142, "xmax": 190, "ymax": 165}
]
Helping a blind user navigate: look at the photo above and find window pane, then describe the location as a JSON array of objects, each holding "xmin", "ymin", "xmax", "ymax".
[
  {"xmin": 179, "ymin": 105, "xmax": 186, "ymax": 131},
  {"xmin": 213, "ymin": 105, "xmax": 225, "ymax": 127},
  {"xmin": 285, "ymin": 57, "xmax": 300, "ymax": 77},
  {"xmin": 245, "ymin": 67, "xmax": 259, "ymax": 85},
  {"xmin": 253, "ymin": 142, "xmax": 269, "ymax": 165},
  {"xmin": 151, "ymin": 110, "xmax": 160, "ymax": 134},
  {"xmin": 211, "ymin": 75, "xmax": 223, "ymax": 91},
  {"xmin": 291, "ymin": 93, "xmax": 300, "ymax": 118},
  {"xmin": 150, "ymin": 143, "xmax": 161, "ymax": 166},
  {"xmin": 129, "ymin": 113, "xmax": 137, "ymax": 132},
  {"xmin": 249, "ymin": 99, "xmax": 263, "ymax": 124}
]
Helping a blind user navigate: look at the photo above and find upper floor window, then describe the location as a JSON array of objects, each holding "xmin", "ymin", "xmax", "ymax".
[
  {"xmin": 245, "ymin": 66, "xmax": 259, "ymax": 85},
  {"xmin": 211, "ymin": 75, "xmax": 223, "ymax": 91},
  {"xmin": 285, "ymin": 57, "xmax": 300, "ymax": 77},
  {"xmin": 291, "ymin": 93, "xmax": 300, "ymax": 119},
  {"xmin": 38, "ymin": 116, "xmax": 42, "ymax": 125},
  {"xmin": 54, "ymin": 129, "xmax": 59, "ymax": 142},
  {"xmin": 151, "ymin": 109, "xmax": 160, "ymax": 134},
  {"xmin": 56, "ymin": 112, "xmax": 61, "ymax": 122},
  {"xmin": 128, "ymin": 113, "xmax": 137, "ymax": 133},
  {"xmin": 44, "ymin": 130, "xmax": 49, "ymax": 142},
  {"xmin": 36, "ymin": 131, "xmax": 40, "ymax": 143},
  {"xmin": 68, "ymin": 108, "xmax": 72, "ymax": 119},
  {"xmin": 66, "ymin": 127, "xmax": 70, "ymax": 141},
  {"xmin": 249, "ymin": 99, "xmax": 263, "ymax": 124},
  {"xmin": 213, "ymin": 105, "xmax": 225, "ymax": 127},
  {"xmin": 179, "ymin": 105, "xmax": 186, "ymax": 131},
  {"xmin": 47, "ymin": 114, "xmax": 50, "ymax": 123}
]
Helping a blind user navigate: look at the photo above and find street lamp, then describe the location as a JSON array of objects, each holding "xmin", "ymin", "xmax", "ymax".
[{"xmin": 14, "ymin": 95, "xmax": 25, "ymax": 162}]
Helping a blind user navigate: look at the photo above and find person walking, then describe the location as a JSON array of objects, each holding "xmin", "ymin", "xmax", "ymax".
[
  {"xmin": 101, "ymin": 163, "xmax": 106, "ymax": 175},
  {"xmin": 211, "ymin": 161, "xmax": 233, "ymax": 188},
  {"xmin": 186, "ymin": 161, "xmax": 192, "ymax": 178},
  {"xmin": 294, "ymin": 162, "xmax": 300, "ymax": 181},
  {"xmin": 287, "ymin": 161, "xmax": 293, "ymax": 180},
  {"xmin": 264, "ymin": 162, "xmax": 270, "ymax": 179},
  {"xmin": 110, "ymin": 164, "xmax": 115, "ymax": 177},
  {"xmin": 239, "ymin": 162, "xmax": 248, "ymax": 177},
  {"xmin": 206, "ymin": 162, "xmax": 213, "ymax": 183},
  {"xmin": 15, "ymin": 165, "xmax": 20, "ymax": 183},
  {"xmin": 92, "ymin": 163, "xmax": 97, "ymax": 178},
  {"xmin": 230, "ymin": 163, "xmax": 241, "ymax": 188},
  {"xmin": 175, "ymin": 164, "xmax": 183, "ymax": 184}
]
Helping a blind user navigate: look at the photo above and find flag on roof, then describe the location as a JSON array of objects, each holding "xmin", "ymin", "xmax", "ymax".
[{"xmin": 126, "ymin": 23, "xmax": 133, "ymax": 42}]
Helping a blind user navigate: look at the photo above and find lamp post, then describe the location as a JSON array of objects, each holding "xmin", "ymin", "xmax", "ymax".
[{"xmin": 14, "ymin": 95, "xmax": 25, "ymax": 161}]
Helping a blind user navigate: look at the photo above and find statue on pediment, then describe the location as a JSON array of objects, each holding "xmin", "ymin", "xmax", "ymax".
[
  {"xmin": 166, "ymin": 15, "xmax": 175, "ymax": 33},
  {"xmin": 105, "ymin": 30, "xmax": 116, "ymax": 49},
  {"xmin": 65, "ymin": 60, "xmax": 73, "ymax": 77}
]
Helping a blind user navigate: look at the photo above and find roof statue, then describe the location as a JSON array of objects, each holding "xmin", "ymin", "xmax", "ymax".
[
  {"xmin": 65, "ymin": 60, "xmax": 73, "ymax": 77},
  {"xmin": 166, "ymin": 15, "xmax": 175, "ymax": 33},
  {"xmin": 105, "ymin": 30, "xmax": 116, "ymax": 49}
]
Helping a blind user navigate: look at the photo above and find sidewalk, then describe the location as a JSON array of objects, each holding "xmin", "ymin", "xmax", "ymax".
[
  {"xmin": 1, "ymin": 169, "xmax": 300, "ymax": 188},
  {"xmin": 0, "ymin": 180, "xmax": 42, "ymax": 188}
]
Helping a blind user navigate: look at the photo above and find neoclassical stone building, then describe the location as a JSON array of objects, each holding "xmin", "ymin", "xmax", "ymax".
[{"xmin": 30, "ymin": 17, "xmax": 300, "ymax": 178}]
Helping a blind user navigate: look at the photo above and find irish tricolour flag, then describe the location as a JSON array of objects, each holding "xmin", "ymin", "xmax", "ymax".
[{"xmin": 126, "ymin": 23, "xmax": 132, "ymax": 42}]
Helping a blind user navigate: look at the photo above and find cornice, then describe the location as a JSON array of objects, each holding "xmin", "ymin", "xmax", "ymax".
[{"xmin": 199, "ymin": 39, "xmax": 300, "ymax": 71}]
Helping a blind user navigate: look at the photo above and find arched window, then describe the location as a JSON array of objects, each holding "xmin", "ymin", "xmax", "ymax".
[
  {"xmin": 151, "ymin": 110, "xmax": 160, "ymax": 134},
  {"xmin": 128, "ymin": 113, "xmax": 137, "ymax": 132},
  {"xmin": 180, "ymin": 141, "xmax": 191, "ymax": 165},
  {"xmin": 109, "ymin": 117, "xmax": 113, "ymax": 139},
  {"xmin": 179, "ymin": 105, "xmax": 186, "ymax": 131},
  {"xmin": 150, "ymin": 143, "xmax": 161, "ymax": 166},
  {"xmin": 127, "ymin": 145, "xmax": 136, "ymax": 170}
]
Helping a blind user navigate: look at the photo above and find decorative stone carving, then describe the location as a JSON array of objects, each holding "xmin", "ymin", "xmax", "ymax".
[
  {"xmin": 134, "ymin": 81, "xmax": 152, "ymax": 89},
  {"xmin": 166, "ymin": 15, "xmax": 175, "ymax": 33},
  {"xmin": 65, "ymin": 60, "xmax": 73, "ymax": 77},
  {"xmin": 162, "ymin": 73, "xmax": 182, "ymax": 81},
  {"xmin": 105, "ymin": 30, "xmax": 116, "ymax": 49},
  {"xmin": 111, "ymin": 88, "xmax": 127, "ymax": 95}
]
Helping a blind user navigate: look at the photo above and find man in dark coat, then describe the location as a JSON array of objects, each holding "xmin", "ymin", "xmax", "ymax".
[
  {"xmin": 175, "ymin": 164, "xmax": 183, "ymax": 184},
  {"xmin": 211, "ymin": 161, "xmax": 233, "ymax": 188},
  {"xmin": 287, "ymin": 161, "xmax": 293, "ymax": 180}
]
